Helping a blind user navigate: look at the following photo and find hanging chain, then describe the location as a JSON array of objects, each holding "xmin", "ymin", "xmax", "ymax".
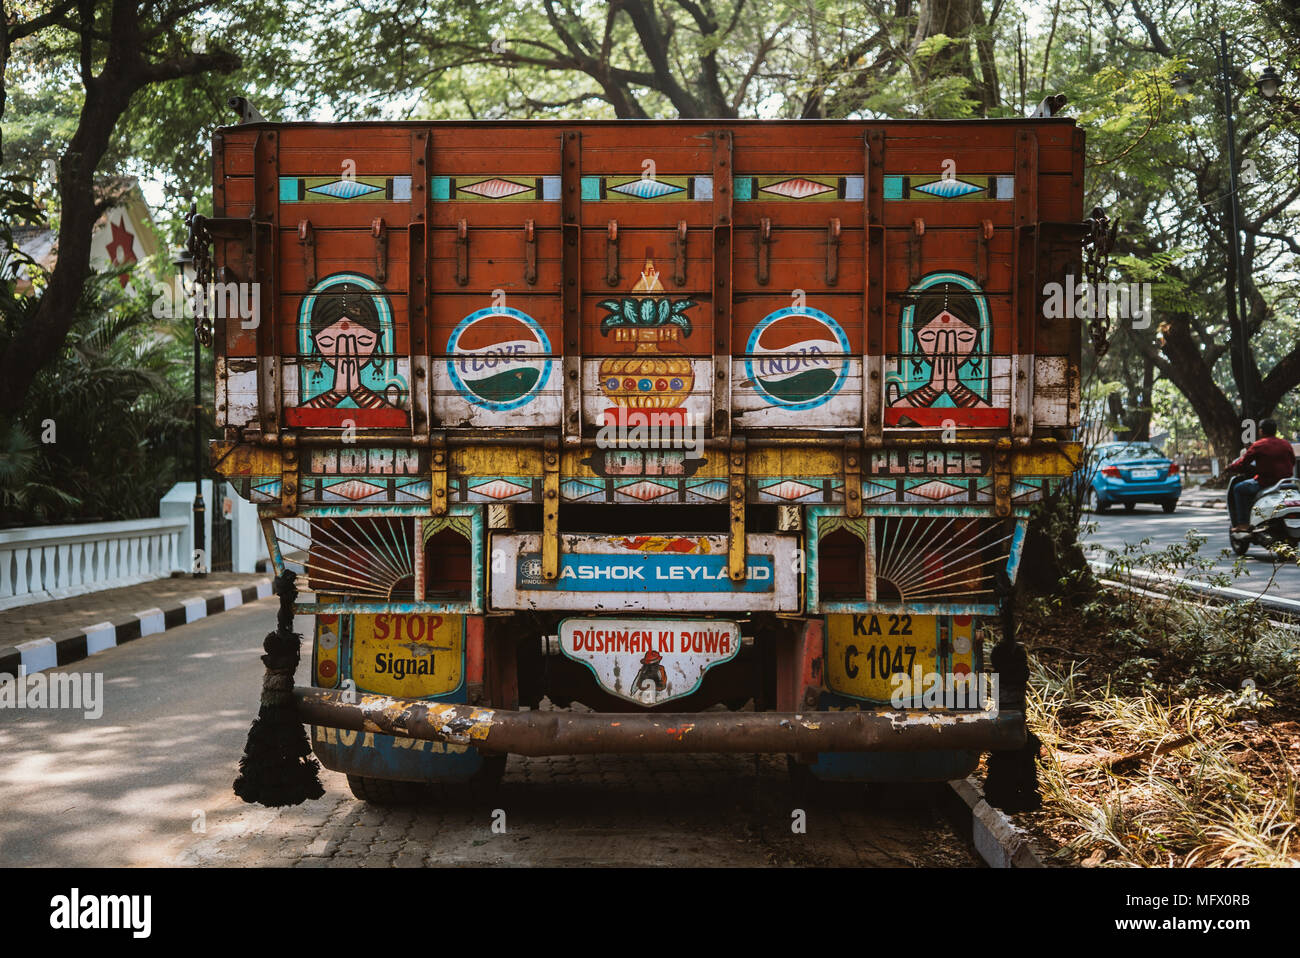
[
  {"xmin": 184, "ymin": 202, "xmax": 213, "ymax": 347},
  {"xmin": 1082, "ymin": 205, "xmax": 1115, "ymax": 358}
]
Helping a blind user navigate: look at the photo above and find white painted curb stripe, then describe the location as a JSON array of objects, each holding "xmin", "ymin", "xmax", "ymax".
[
  {"xmin": 221, "ymin": 587, "xmax": 243, "ymax": 611},
  {"xmin": 16, "ymin": 637, "xmax": 57, "ymax": 674},
  {"xmin": 135, "ymin": 608, "xmax": 166, "ymax": 637},
  {"xmin": 84, "ymin": 622, "xmax": 117, "ymax": 655},
  {"xmin": 183, "ymin": 597, "xmax": 208, "ymax": 623},
  {"xmin": 255, "ymin": 580, "xmax": 272, "ymax": 600}
]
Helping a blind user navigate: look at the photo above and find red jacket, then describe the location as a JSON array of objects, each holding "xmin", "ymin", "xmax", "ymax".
[{"xmin": 1228, "ymin": 436, "xmax": 1297, "ymax": 487}]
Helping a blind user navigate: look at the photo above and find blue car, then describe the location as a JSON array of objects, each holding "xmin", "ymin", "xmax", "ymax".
[{"xmin": 1084, "ymin": 441, "xmax": 1182, "ymax": 513}]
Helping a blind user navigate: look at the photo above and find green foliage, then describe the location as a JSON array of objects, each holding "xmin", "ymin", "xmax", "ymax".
[{"xmin": 0, "ymin": 194, "xmax": 194, "ymax": 525}]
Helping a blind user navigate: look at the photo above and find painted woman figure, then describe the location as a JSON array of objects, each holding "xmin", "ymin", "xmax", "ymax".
[
  {"xmin": 300, "ymin": 282, "xmax": 396, "ymax": 410},
  {"xmin": 890, "ymin": 283, "xmax": 990, "ymax": 410}
]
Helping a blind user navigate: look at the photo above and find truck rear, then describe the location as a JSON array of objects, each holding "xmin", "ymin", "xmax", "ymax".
[{"xmin": 206, "ymin": 118, "xmax": 1085, "ymax": 801}]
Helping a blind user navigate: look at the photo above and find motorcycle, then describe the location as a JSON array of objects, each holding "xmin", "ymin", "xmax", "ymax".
[{"xmin": 1226, "ymin": 474, "xmax": 1300, "ymax": 556}]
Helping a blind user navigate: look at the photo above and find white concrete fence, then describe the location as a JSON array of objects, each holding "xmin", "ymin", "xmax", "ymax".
[
  {"xmin": 0, "ymin": 517, "xmax": 188, "ymax": 611},
  {"xmin": 0, "ymin": 480, "xmax": 271, "ymax": 611}
]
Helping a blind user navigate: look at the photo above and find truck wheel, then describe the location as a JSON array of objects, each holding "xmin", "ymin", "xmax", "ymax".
[{"xmin": 346, "ymin": 775, "xmax": 428, "ymax": 805}]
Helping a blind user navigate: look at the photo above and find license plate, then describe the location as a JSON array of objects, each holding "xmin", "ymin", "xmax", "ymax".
[
  {"xmin": 825, "ymin": 614, "xmax": 980, "ymax": 705},
  {"xmin": 559, "ymin": 617, "xmax": 740, "ymax": 706},
  {"xmin": 350, "ymin": 614, "xmax": 463, "ymax": 698},
  {"xmin": 1130, "ymin": 468, "xmax": 1158, "ymax": 479}
]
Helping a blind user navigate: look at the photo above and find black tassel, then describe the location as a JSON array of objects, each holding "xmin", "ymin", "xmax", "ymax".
[{"xmin": 233, "ymin": 569, "xmax": 325, "ymax": 806}]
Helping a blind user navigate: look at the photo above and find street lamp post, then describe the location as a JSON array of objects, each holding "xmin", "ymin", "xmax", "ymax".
[
  {"xmin": 171, "ymin": 246, "xmax": 206, "ymax": 578},
  {"xmin": 1172, "ymin": 28, "xmax": 1286, "ymax": 423}
]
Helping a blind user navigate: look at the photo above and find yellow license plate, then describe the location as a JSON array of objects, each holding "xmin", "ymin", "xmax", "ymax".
[
  {"xmin": 350, "ymin": 613, "xmax": 463, "ymax": 698},
  {"xmin": 825, "ymin": 613, "xmax": 979, "ymax": 704}
]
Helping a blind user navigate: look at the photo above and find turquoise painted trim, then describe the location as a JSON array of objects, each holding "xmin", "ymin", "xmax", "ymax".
[
  {"xmin": 818, "ymin": 601, "xmax": 999, "ymax": 616},
  {"xmin": 734, "ymin": 177, "xmax": 753, "ymax": 200},
  {"xmin": 278, "ymin": 177, "xmax": 299, "ymax": 203},
  {"xmin": 581, "ymin": 176, "xmax": 601, "ymax": 200},
  {"xmin": 804, "ymin": 504, "xmax": 1020, "ymax": 613},
  {"xmin": 430, "ymin": 176, "xmax": 451, "ymax": 200},
  {"xmin": 298, "ymin": 601, "xmax": 479, "ymax": 615},
  {"xmin": 1005, "ymin": 518, "xmax": 1029, "ymax": 585},
  {"xmin": 883, "ymin": 175, "xmax": 903, "ymax": 199}
]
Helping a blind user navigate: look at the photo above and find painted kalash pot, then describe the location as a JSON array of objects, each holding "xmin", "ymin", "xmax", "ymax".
[
  {"xmin": 596, "ymin": 259, "xmax": 696, "ymax": 427},
  {"xmin": 206, "ymin": 117, "xmax": 1092, "ymax": 811}
]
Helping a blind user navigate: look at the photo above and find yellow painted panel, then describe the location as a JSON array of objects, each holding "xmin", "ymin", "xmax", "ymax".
[
  {"xmin": 825, "ymin": 613, "xmax": 978, "ymax": 703},
  {"xmin": 351, "ymin": 613, "xmax": 463, "ymax": 697}
]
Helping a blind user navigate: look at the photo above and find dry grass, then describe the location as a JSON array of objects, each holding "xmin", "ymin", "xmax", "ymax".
[{"xmin": 1023, "ymin": 660, "xmax": 1299, "ymax": 867}]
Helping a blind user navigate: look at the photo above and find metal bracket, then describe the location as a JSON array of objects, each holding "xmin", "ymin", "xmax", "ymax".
[
  {"xmin": 843, "ymin": 441, "xmax": 862, "ymax": 518},
  {"xmin": 371, "ymin": 217, "xmax": 388, "ymax": 283},
  {"xmin": 523, "ymin": 219, "xmax": 537, "ymax": 285},
  {"xmin": 430, "ymin": 435, "xmax": 448, "ymax": 517},
  {"xmin": 297, "ymin": 219, "xmax": 315, "ymax": 288},
  {"xmin": 757, "ymin": 216, "xmax": 771, "ymax": 285},
  {"xmin": 605, "ymin": 219, "xmax": 620, "ymax": 286},
  {"xmin": 908, "ymin": 217, "xmax": 925, "ymax": 284},
  {"xmin": 673, "ymin": 219, "xmax": 687, "ymax": 287},
  {"xmin": 729, "ymin": 437, "xmax": 746, "ymax": 581},
  {"xmin": 456, "ymin": 218, "xmax": 469, "ymax": 286},
  {"xmin": 826, "ymin": 217, "xmax": 841, "ymax": 286},
  {"xmin": 543, "ymin": 436, "xmax": 561, "ymax": 581},
  {"xmin": 280, "ymin": 442, "xmax": 299, "ymax": 517},
  {"xmin": 993, "ymin": 439, "xmax": 1013, "ymax": 517}
]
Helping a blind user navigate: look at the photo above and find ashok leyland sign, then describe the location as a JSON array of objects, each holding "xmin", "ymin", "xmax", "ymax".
[{"xmin": 489, "ymin": 533, "xmax": 800, "ymax": 612}]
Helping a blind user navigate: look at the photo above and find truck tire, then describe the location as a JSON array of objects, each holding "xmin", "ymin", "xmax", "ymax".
[
  {"xmin": 348, "ymin": 755, "xmax": 507, "ymax": 806},
  {"xmin": 346, "ymin": 775, "xmax": 428, "ymax": 805}
]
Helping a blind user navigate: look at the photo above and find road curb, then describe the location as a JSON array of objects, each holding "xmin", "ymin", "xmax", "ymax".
[
  {"xmin": 0, "ymin": 578, "xmax": 273, "ymax": 679},
  {"xmin": 945, "ymin": 776, "xmax": 1048, "ymax": 868}
]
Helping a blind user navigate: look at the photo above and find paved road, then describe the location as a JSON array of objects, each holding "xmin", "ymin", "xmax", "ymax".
[
  {"xmin": 1080, "ymin": 504, "xmax": 1300, "ymax": 600},
  {"xmin": 0, "ymin": 599, "xmax": 975, "ymax": 867}
]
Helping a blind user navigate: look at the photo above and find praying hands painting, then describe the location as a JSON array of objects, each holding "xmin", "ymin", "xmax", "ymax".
[
  {"xmin": 287, "ymin": 273, "xmax": 410, "ymax": 428},
  {"xmin": 885, "ymin": 271, "xmax": 1009, "ymax": 429}
]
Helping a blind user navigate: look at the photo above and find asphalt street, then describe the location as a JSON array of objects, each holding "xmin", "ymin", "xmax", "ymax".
[{"xmin": 1079, "ymin": 504, "xmax": 1300, "ymax": 601}]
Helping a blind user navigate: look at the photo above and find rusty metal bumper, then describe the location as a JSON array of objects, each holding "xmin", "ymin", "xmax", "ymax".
[{"xmin": 295, "ymin": 687, "xmax": 1025, "ymax": 756}]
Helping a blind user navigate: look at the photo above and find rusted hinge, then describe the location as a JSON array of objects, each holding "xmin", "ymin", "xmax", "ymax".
[
  {"xmin": 757, "ymin": 216, "xmax": 771, "ymax": 286},
  {"xmin": 605, "ymin": 219, "xmax": 620, "ymax": 286},
  {"xmin": 826, "ymin": 217, "xmax": 841, "ymax": 286},
  {"xmin": 976, "ymin": 218, "xmax": 993, "ymax": 287},
  {"xmin": 908, "ymin": 217, "xmax": 925, "ymax": 284},
  {"xmin": 523, "ymin": 219, "xmax": 537, "ymax": 285},
  {"xmin": 297, "ymin": 219, "xmax": 315, "ymax": 288},
  {"xmin": 673, "ymin": 219, "xmax": 687, "ymax": 287},
  {"xmin": 729, "ymin": 437, "xmax": 746, "ymax": 582},
  {"xmin": 456, "ymin": 218, "xmax": 469, "ymax": 286},
  {"xmin": 844, "ymin": 440, "xmax": 862, "ymax": 518},
  {"xmin": 280, "ymin": 441, "xmax": 299, "ymax": 517},
  {"xmin": 542, "ymin": 436, "xmax": 561, "ymax": 581},
  {"xmin": 371, "ymin": 218, "xmax": 388, "ymax": 283},
  {"xmin": 430, "ymin": 435, "xmax": 448, "ymax": 517},
  {"xmin": 993, "ymin": 439, "xmax": 1013, "ymax": 518}
]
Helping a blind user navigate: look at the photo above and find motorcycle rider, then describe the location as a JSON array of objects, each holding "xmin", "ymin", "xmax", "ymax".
[{"xmin": 1226, "ymin": 419, "xmax": 1297, "ymax": 532}]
